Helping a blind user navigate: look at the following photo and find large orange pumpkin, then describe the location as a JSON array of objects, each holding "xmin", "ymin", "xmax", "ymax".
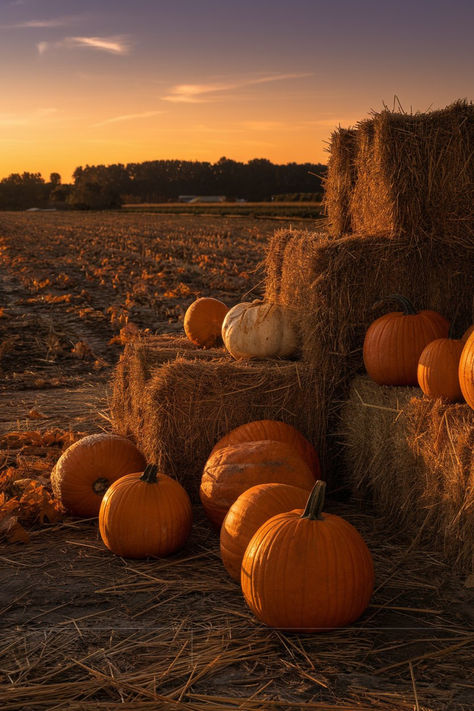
[
  {"xmin": 99, "ymin": 464, "xmax": 192, "ymax": 558},
  {"xmin": 241, "ymin": 481, "xmax": 374, "ymax": 630},
  {"xmin": 459, "ymin": 331, "xmax": 474, "ymax": 409},
  {"xmin": 417, "ymin": 337, "xmax": 464, "ymax": 401},
  {"xmin": 363, "ymin": 295, "xmax": 449, "ymax": 385},
  {"xmin": 210, "ymin": 420, "xmax": 320, "ymax": 476},
  {"xmin": 51, "ymin": 433, "xmax": 147, "ymax": 516},
  {"xmin": 220, "ymin": 482, "xmax": 309, "ymax": 582},
  {"xmin": 200, "ymin": 440, "xmax": 316, "ymax": 528},
  {"xmin": 184, "ymin": 297, "xmax": 229, "ymax": 348}
]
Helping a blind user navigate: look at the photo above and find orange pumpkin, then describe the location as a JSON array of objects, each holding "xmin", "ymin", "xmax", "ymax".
[
  {"xmin": 241, "ymin": 481, "xmax": 374, "ymax": 630},
  {"xmin": 220, "ymin": 482, "xmax": 309, "ymax": 582},
  {"xmin": 51, "ymin": 433, "xmax": 146, "ymax": 516},
  {"xmin": 99, "ymin": 464, "xmax": 192, "ymax": 558},
  {"xmin": 184, "ymin": 297, "xmax": 229, "ymax": 348},
  {"xmin": 462, "ymin": 325, "xmax": 474, "ymax": 343},
  {"xmin": 210, "ymin": 420, "xmax": 320, "ymax": 476},
  {"xmin": 200, "ymin": 440, "xmax": 316, "ymax": 528},
  {"xmin": 417, "ymin": 337, "xmax": 464, "ymax": 401},
  {"xmin": 363, "ymin": 295, "xmax": 449, "ymax": 385},
  {"xmin": 459, "ymin": 331, "xmax": 474, "ymax": 409}
]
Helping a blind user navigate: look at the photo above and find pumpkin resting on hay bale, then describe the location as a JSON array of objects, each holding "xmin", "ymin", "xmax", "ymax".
[
  {"xmin": 340, "ymin": 374, "xmax": 474, "ymax": 574},
  {"xmin": 323, "ymin": 100, "xmax": 474, "ymax": 246}
]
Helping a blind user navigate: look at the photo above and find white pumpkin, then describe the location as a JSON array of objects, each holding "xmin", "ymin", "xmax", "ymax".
[{"xmin": 221, "ymin": 300, "xmax": 298, "ymax": 360}]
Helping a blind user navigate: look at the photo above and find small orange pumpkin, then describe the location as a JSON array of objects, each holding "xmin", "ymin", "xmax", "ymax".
[
  {"xmin": 220, "ymin": 482, "xmax": 309, "ymax": 582},
  {"xmin": 462, "ymin": 325, "xmax": 474, "ymax": 343},
  {"xmin": 200, "ymin": 440, "xmax": 316, "ymax": 528},
  {"xmin": 241, "ymin": 481, "xmax": 374, "ymax": 630},
  {"xmin": 99, "ymin": 464, "xmax": 192, "ymax": 558},
  {"xmin": 363, "ymin": 295, "xmax": 449, "ymax": 385},
  {"xmin": 184, "ymin": 297, "xmax": 229, "ymax": 348},
  {"xmin": 51, "ymin": 433, "xmax": 146, "ymax": 516},
  {"xmin": 210, "ymin": 420, "xmax": 320, "ymax": 476},
  {"xmin": 417, "ymin": 336, "xmax": 464, "ymax": 401},
  {"xmin": 459, "ymin": 331, "xmax": 474, "ymax": 409}
]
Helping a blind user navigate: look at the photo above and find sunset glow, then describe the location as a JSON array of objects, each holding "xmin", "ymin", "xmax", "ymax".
[{"xmin": 1, "ymin": 0, "xmax": 473, "ymax": 181}]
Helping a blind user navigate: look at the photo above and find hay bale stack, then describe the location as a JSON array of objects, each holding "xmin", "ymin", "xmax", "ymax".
[
  {"xmin": 341, "ymin": 375, "xmax": 474, "ymax": 573},
  {"xmin": 135, "ymin": 357, "xmax": 321, "ymax": 497},
  {"xmin": 266, "ymin": 228, "xmax": 472, "ymax": 370},
  {"xmin": 264, "ymin": 228, "xmax": 472, "ymax": 470},
  {"xmin": 323, "ymin": 127, "xmax": 357, "ymax": 237},
  {"xmin": 325, "ymin": 100, "xmax": 474, "ymax": 247},
  {"xmin": 110, "ymin": 335, "xmax": 225, "ymax": 442}
]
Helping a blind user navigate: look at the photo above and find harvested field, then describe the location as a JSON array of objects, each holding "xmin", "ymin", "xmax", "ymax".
[{"xmin": 1, "ymin": 212, "xmax": 473, "ymax": 710}]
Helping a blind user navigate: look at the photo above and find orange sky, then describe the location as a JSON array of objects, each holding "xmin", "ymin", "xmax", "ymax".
[{"xmin": 1, "ymin": 0, "xmax": 473, "ymax": 182}]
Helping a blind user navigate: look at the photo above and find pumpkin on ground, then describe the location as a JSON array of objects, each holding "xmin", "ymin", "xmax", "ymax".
[
  {"xmin": 200, "ymin": 440, "xmax": 316, "ymax": 528},
  {"xmin": 184, "ymin": 297, "xmax": 229, "ymax": 348},
  {"xmin": 210, "ymin": 420, "xmax": 320, "ymax": 476},
  {"xmin": 459, "ymin": 330, "xmax": 474, "ymax": 409},
  {"xmin": 241, "ymin": 481, "xmax": 374, "ymax": 630},
  {"xmin": 363, "ymin": 295, "xmax": 449, "ymax": 386},
  {"xmin": 220, "ymin": 482, "xmax": 309, "ymax": 582},
  {"xmin": 462, "ymin": 325, "xmax": 474, "ymax": 343},
  {"xmin": 51, "ymin": 433, "xmax": 146, "ymax": 516},
  {"xmin": 221, "ymin": 300, "xmax": 298, "ymax": 360},
  {"xmin": 99, "ymin": 464, "xmax": 192, "ymax": 558},
  {"xmin": 417, "ymin": 335, "xmax": 464, "ymax": 401}
]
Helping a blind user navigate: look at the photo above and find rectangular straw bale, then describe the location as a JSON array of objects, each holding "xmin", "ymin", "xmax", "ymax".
[
  {"xmin": 267, "ymin": 229, "xmax": 473, "ymax": 368},
  {"xmin": 340, "ymin": 375, "xmax": 474, "ymax": 573},
  {"xmin": 348, "ymin": 101, "xmax": 474, "ymax": 246},
  {"xmin": 323, "ymin": 127, "xmax": 357, "ymax": 237},
  {"xmin": 110, "ymin": 334, "xmax": 225, "ymax": 442},
  {"xmin": 265, "ymin": 228, "xmax": 472, "ymax": 470},
  {"xmin": 138, "ymin": 357, "xmax": 322, "ymax": 497}
]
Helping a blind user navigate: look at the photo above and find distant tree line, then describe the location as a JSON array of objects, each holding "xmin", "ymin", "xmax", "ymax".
[{"xmin": 0, "ymin": 158, "xmax": 326, "ymax": 210}]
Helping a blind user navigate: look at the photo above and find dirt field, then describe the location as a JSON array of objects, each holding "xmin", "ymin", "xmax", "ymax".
[{"xmin": 0, "ymin": 212, "xmax": 473, "ymax": 711}]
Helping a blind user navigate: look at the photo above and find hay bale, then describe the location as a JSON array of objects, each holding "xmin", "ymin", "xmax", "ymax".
[
  {"xmin": 265, "ymin": 228, "xmax": 473, "ymax": 471},
  {"xmin": 345, "ymin": 101, "xmax": 474, "ymax": 246},
  {"xmin": 134, "ymin": 357, "xmax": 322, "ymax": 497},
  {"xmin": 110, "ymin": 334, "xmax": 225, "ymax": 442},
  {"xmin": 323, "ymin": 127, "xmax": 357, "ymax": 237},
  {"xmin": 340, "ymin": 375, "xmax": 474, "ymax": 573}
]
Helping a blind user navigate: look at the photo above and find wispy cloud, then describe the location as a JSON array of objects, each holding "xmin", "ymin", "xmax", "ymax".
[
  {"xmin": 38, "ymin": 35, "xmax": 130, "ymax": 55},
  {"xmin": 0, "ymin": 107, "xmax": 57, "ymax": 127},
  {"xmin": 5, "ymin": 18, "xmax": 73, "ymax": 29},
  {"xmin": 92, "ymin": 110, "xmax": 163, "ymax": 128},
  {"xmin": 163, "ymin": 73, "xmax": 313, "ymax": 103},
  {"xmin": 241, "ymin": 121, "xmax": 287, "ymax": 131}
]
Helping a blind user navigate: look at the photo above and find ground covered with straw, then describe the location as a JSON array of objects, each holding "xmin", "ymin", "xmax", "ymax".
[{"xmin": 1, "ymin": 212, "xmax": 473, "ymax": 710}]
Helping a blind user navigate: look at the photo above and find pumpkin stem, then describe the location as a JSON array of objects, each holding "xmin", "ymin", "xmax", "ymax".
[
  {"xmin": 301, "ymin": 480, "xmax": 326, "ymax": 521},
  {"xmin": 140, "ymin": 464, "xmax": 158, "ymax": 484},
  {"xmin": 383, "ymin": 294, "xmax": 417, "ymax": 315}
]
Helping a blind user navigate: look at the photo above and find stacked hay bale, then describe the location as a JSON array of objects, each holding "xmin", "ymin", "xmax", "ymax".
[
  {"xmin": 323, "ymin": 99, "xmax": 474, "ymax": 244},
  {"xmin": 341, "ymin": 376, "xmax": 473, "ymax": 572},
  {"xmin": 264, "ymin": 101, "xmax": 473, "ymax": 571}
]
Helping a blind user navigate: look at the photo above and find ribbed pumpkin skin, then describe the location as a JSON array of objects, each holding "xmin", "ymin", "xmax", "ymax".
[
  {"xmin": 221, "ymin": 301, "xmax": 298, "ymax": 360},
  {"xmin": 220, "ymin": 483, "xmax": 309, "ymax": 582},
  {"xmin": 184, "ymin": 297, "xmax": 229, "ymax": 348},
  {"xmin": 210, "ymin": 420, "xmax": 320, "ymax": 476},
  {"xmin": 363, "ymin": 309, "xmax": 449, "ymax": 385},
  {"xmin": 417, "ymin": 338, "xmax": 464, "ymax": 401},
  {"xmin": 459, "ymin": 331, "xmax": 474, "ymax": 409},
  {"xmin": 99, "ymin": 472, "xmax": 192, "ymax": 558},
  {"xmin": 241, "ymin": 508, "xmax": 374, "ymax": 630},
  {"xmin": 200, "ymin": 440, "xmax": 316, "ymax": 528},
  {"xmin": 462, "ymin": 325, "xmax": 474, "ymax": 343},
  {"xmin": 51, "ymin": 434, "xmax": 146, "ymax": 516}
]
